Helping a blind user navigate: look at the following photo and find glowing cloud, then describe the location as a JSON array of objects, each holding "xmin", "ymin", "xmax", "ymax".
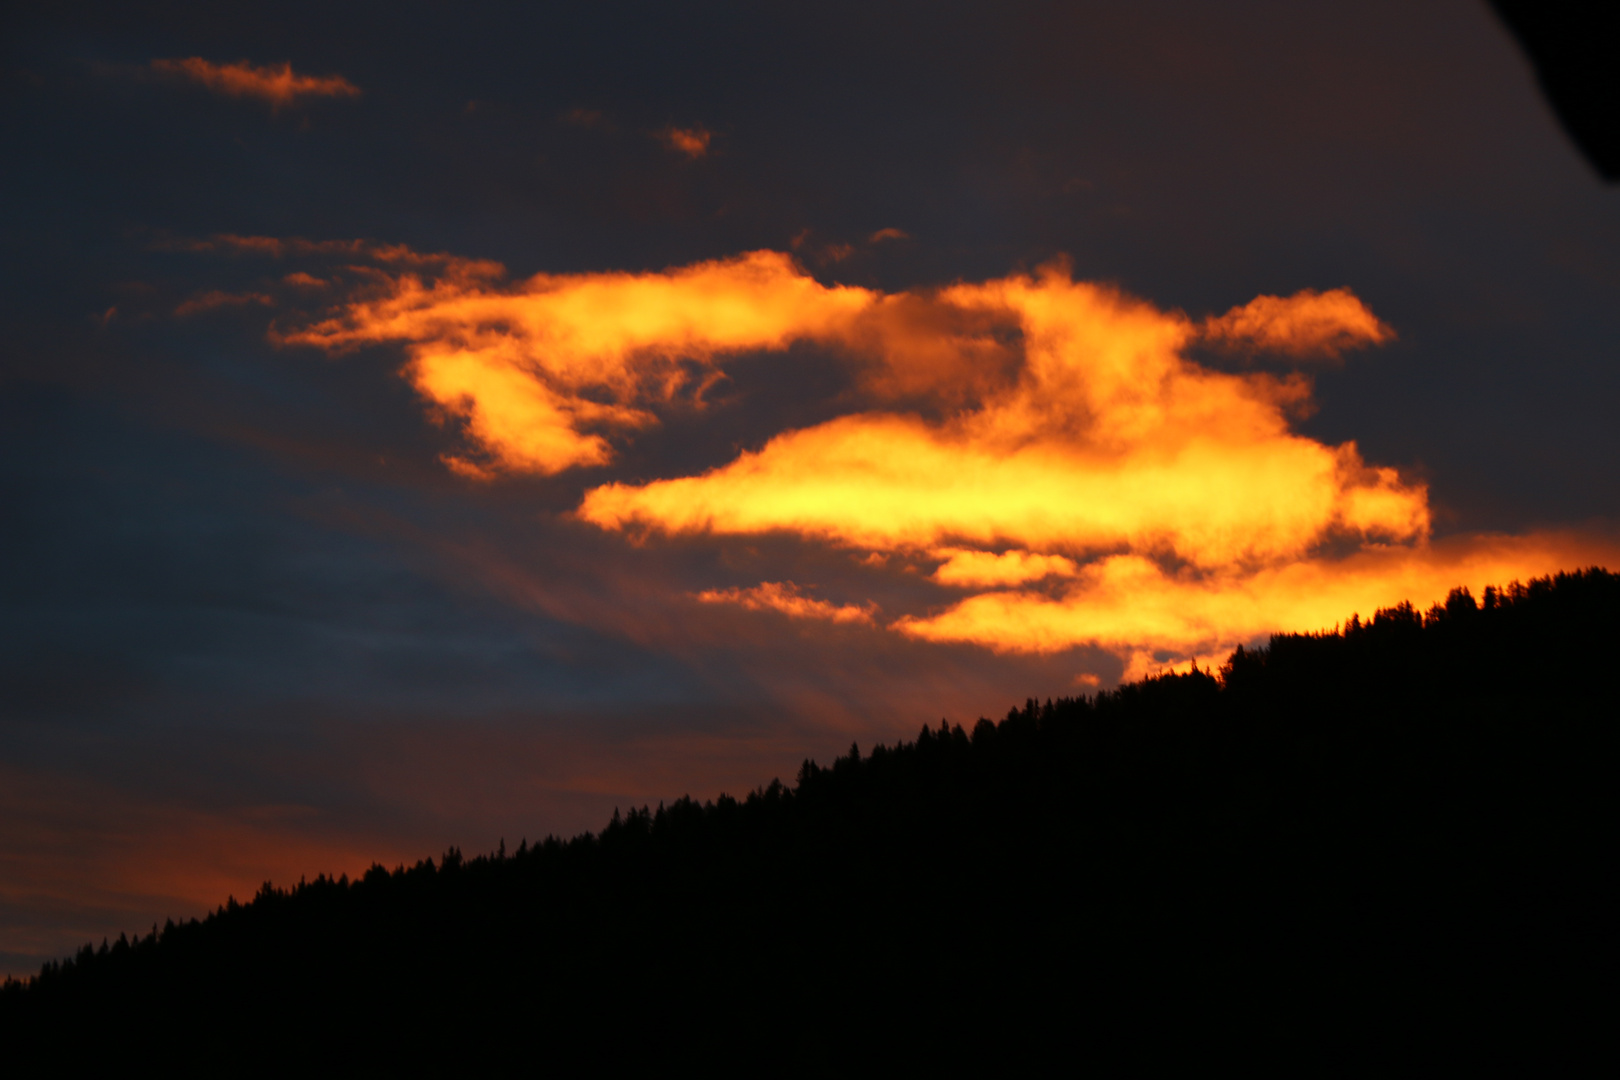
[
  {"xmin": 285, "ymin": 250, "xmax": 875, "ymax": 474},
  {"xmin": 1201, "ymin": 287, "xmax": 1394, "ymax": 359},
  {"xmin": 932, "ymin": 549, "xmax": 1080, "ymax": 588},
  {"xmin": 278, "ymin": 245, "xmax": 1614, "ymax": 673},
  {"xmin": 151, "ymin": 58, "xmax": 360, "ymax": 108},
  {"xmin": 898, "ymin": 533, "xmax": 1612, "ymax": 663},
  {"xmin": 579, "ymin": 265, "xmax": 1429, "ymax": 570},
  {"xmin": 659, "ymin": 125, "xmax": 713, "ymax": 158},
  {"xmin": 695, "ymin": 582, "xmax": 876, "ymax": 625}
]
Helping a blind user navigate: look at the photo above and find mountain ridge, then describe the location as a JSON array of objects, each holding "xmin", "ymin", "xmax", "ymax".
[{"xmin": 5, "ymin": 568, "xmax": 1614, "ymax": 1066}]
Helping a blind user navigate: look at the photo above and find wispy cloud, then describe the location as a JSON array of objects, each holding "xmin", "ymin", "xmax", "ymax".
[
  {"xmin": 174, "ymin": 290, "xmax": 275, "ymax": 317},
  {"xmin": 1201, "ymin": 287, "xmax": 1394, "ymax": 359},
  {"xmin": 695, "ymin": 582, "xmax": 877, "ymax": 625},
  {"xmin": 150, "ymin": 58, "xmax": 360, "ymax": 109}
]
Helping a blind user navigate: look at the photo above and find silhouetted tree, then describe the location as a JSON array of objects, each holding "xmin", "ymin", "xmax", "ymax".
[{"xmin": 3, "ymin": 569, "xmax": 1614, "ymax": 1068}]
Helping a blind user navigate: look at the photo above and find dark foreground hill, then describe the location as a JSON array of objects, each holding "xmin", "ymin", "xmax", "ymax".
[{"xmin": 4, "ymin": 570, "xmax": 1615, "ymax": 1068}]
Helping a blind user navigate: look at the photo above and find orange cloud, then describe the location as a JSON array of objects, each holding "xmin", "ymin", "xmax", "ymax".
[
  {"xmin": 284, "ymin": 250, "xmax": 875, "ymax": 474},
  {"xmin": 1201, "ymin": 287, "xmax": 1394, "ymax": 359},
  {"xmin": 659, "ymin": 125, "xmax": 713, "ymax": 158},
  {"xmin": 275, "ymin": 244, "xmax": 1615, "ymax": 674},
  {"xmin": 869, "ymin": 228, "xmax": 910, "ymax": 243},
  {"xmin": 695, "ymin": 582, "xmax": 876, "ymax": 625},
  {"xmin": 579, "ymin": 265, "xmax": 1428, "ymax": 570},
  {"xmin": 897, "ymin": 532, "xmax": 1612, "ymax": 663},
  {"xmin": 931, "ymin": 549, "xmax": 1080, "ymax": 587},
  {"xmin": 151, "ymin": 58, "xmax": 360, "ymax": 108}
]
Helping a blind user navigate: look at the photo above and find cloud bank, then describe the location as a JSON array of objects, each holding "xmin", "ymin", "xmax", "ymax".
[{"xmin": 280, "ymin": 247, "xmax": 1614, "ymax": 676}]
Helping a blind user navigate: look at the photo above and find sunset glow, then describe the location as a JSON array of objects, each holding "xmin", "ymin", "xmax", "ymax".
[
  {"xmin": 897, "ymin": 531, "xmax": 1612, "ymax": 671},
  {"xmin": 286, "ymin": 251, "xmax": 874, "ymax": 474},
  {"xmin": 151, "ymin": 58, "xmax": 360, "ymax": 107},
  {"xmin": 282, "ymin": 246, "xmax": 1615, "ymax": 673},
  {"xmin": 660, "ymin": 125, "xmax": 714, "ymax": 158},
  {"xmin": 12, "ymin": 1, "xmax": 1619, "ymax": 984},
  {"xmin": 1200, "ymin": 287, "xmax": 1395, "ymax": 359},
  {"xmin": 694, "ymin": 582, "xmax": 877, "ymax": 625}
]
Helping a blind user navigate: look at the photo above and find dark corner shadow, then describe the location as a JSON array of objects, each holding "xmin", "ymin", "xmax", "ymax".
[{"xmin": 1489, "ymin": 2, "xmax": 1620, "ymax": 180}]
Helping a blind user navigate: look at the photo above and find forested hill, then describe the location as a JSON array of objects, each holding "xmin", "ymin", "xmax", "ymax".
[{"xmin": 4, "ymin": 569, "xmax": 1615, "ymax": 1066}]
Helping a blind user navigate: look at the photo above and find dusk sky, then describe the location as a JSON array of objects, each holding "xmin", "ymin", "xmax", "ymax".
[{"xmin": 4, "ymin": 0, "xmax": 1617, "ymax": 976}]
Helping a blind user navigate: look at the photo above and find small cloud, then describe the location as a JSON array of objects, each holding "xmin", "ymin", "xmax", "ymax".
[
  {"xmin": 174, "ymin": 290, "xmax": 274, "ymax": 317},
  {"xmin": 150, "ymin": 58, "xmax": 360, "ymax": 110},
  {"xmin": 695, "ymin": 582, "xmax": 876, "ymax": 625},
  {"xmin": 869, "ymin": 227, "xmax": 910, "ymax": 243},
  {"xmin": 93, "ymin": 306, "xmax": 117, "ymax": 327},
  {"xmin": 1201, "ymin": 287, "xmax": 1394, "ymax": 361},
  {"xmin": 156, "ymin": 233, "xmax": 360, "ymax": 258},
  {"xmin": 441, "ymin": 455, "xmax": 497, "ymax": 482},
  {"xmin": 1073, "ymin": 673, "xmax": 1102, "ymax": 689},
  {"xmin": 282, "ymin": 272, "xmax": 328, "ymax": 288},
  {"xmin": 658, "ymin": 125, "xmax": 713, "ymax": 158}
]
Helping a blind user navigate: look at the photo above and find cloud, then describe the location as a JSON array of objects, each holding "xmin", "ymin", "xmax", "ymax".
[
  {"xmin": 869, "ymin": 228, "xmax": 910, "ymax": 243},
  {"xmin": 695, "ymin": 582, "xmax": 876, "ymax": 625},
  {"xmin": 579, "ymin": 263, "xmax": 1428, "ymax": 570},
  {"xmin": 174, "ymin": 290, "xmax": 275, "ymax": 317},
  {"xmin": 283, "ymin": 250, "xmax": 875, "ymax": 474},
  {"xmin": 931, "ymin": 549, "xmax": 1080, "ymax": 587},
  {"xmin": 658, "ymin": 125, "xmax": 713, "ymax": 158},
  {"xmin": 1201, "ymin": 287, "xmax": 1394, "ymax": 359},
  {"xmin": 896, "ymin": 531, "xmax": 1613, "ymax": 664},
  {"xmin": 150, "ymin": 58, "xmax": 360, "ymax": 109},
  {"xmin": 276, "ymin": 244, "xmax": 1616, "ymax": 675},
  {"xmin": 159, "ymin": 233, "xmax": 479, "ymax": 268}
]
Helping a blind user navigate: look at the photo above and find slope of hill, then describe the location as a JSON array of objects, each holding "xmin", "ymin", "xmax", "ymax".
[{"xmin": 4, "ymin": 569, "xmax": 1614, "ymax": 1066}]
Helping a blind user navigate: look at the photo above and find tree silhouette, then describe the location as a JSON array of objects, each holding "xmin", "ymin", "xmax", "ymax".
[{"xmin": 3, "ymin": 568, "xmax": 1614, "ymax": 1068}]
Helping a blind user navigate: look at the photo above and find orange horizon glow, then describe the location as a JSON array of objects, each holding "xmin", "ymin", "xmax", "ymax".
[
  {"xmin": 897, "ymin": 532, "xmax": 1615, "ymax": 674},
  {"xmin": 278, "ymin": 244, "xmax": 1620, "ymax": 675},
  {"xmin": 151, "ymin": 58, "xmax": 361, "ymax": 108}
]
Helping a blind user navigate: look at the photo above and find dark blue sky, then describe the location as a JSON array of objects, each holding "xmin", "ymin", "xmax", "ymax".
[{"xmin": 3, "ymin": 0, "xmax": 1616, "ymax": 975}]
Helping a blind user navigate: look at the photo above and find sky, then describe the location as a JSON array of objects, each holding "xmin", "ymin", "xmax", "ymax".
[{"xmin": 3, "ymin": 0, "xmax": 1618, "ymax": 975}]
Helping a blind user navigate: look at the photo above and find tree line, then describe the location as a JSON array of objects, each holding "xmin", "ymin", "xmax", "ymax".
[{"xmin": 3, "ymin": 569, "xmax": 1613, "ymax": 1068}]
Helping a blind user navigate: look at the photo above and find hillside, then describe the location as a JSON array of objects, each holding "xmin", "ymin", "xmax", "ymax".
[{"xmin": 4, "ymin": 569, "xmax": 1614, "ymax": 1066}]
